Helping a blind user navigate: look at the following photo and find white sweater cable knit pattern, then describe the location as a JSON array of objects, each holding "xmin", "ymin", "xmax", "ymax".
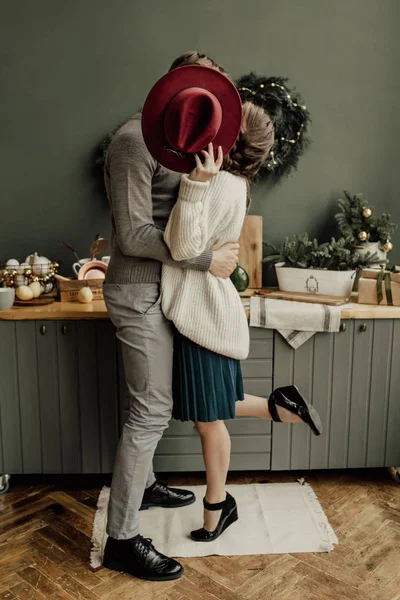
[{"xmin": 162, "ymin": 170, "xmax": 250, "ymax": 361}]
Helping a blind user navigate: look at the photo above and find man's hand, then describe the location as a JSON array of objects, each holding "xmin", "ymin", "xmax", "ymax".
[{"xmin": 210, "ymin": 242, "xmax": 240, "ymax": 279}]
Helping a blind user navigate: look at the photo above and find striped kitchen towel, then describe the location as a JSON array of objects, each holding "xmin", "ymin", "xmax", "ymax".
[{"xmin": 250, "ymin": 297, "xmax": 342, "ymax": 349}]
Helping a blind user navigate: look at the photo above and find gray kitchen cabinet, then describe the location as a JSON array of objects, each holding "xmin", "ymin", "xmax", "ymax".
[
  {"xmin": 1, "ymin": 317, "xmax": 399, "ymax": 476},
  {"xmin": 272, "ymin": 319, "xmax": 400, "ymax": 470},
  {"xmin": 0, "ymin": 320, "xmax": 119, "ymax": 475},
  {"xmin": 119, "ymin": 327, "xmax": 274, "ymax": 472}
]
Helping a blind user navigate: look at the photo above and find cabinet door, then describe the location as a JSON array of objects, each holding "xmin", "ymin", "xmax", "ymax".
[
  {"xmin": 0, "ymin": 319, "xmax": 119, "ymax": 475},
  {"xmin": 95, "ymin": 321, "xmax": 119, "ymax": 473},
  {"xmin": 149, "ymin": 327, "xmax": 273, "ymax": 472},
  {"xmin": 272, "ymin": 319, "xmax": 400, "ymax": 470},
  {"xmin": 46, "ymin": 320, "xmax": 118, "ymax": 474},
  {"xmin": 0, "ymin": 321, "xmax": 23, "ymax": 474},
  {"xmin": 52, "ymin": 320, "xmax": 119, "ymax": 474}
]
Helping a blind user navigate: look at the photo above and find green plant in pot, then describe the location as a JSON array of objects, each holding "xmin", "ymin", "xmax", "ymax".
[
  {"xmin": 335, "ymin": 190, "xmax": 397, "ymax": 268},
  {"xmin": 263, "ymin": 233, "xmax": 379, "ymax": 297}
]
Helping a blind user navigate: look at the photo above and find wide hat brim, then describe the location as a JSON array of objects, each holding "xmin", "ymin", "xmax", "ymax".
[{"xmin": 142, "ymin": 65, "xmax": 242, "ymax": 173}]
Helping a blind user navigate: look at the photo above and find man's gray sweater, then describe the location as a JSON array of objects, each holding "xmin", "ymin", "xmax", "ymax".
[{"xmin": 104, "ymin": 114, "xmax": 212, "ymax": 284}]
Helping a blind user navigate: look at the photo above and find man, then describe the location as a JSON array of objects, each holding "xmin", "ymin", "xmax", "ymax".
[{"xmin": 102, "ymin": 52, "xmax": 240, "ymax": 581}]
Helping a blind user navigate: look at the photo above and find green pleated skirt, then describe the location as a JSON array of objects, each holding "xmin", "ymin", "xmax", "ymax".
[{"xmin": 172, "ymin": 329, "xmax": 245, "ymax": 422}]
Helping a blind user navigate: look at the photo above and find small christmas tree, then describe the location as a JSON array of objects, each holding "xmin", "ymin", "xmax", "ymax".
[{"xmin": 335, "ymin": 190, "xmax": 397, "ymax": 251}]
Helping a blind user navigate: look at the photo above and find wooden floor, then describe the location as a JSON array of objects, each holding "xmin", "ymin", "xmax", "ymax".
[{"xmin": 0, "ymin": 469, "xmax": 399, "ymax": 600}]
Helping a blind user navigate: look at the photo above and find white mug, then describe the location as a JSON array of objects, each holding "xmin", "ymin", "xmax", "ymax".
[
  {"xmin": 0, "ymin": 287, "xmax": 16, "ymax": 310},
  {"xmin": 72, "ymin": 258, "xmax": 91, "ymax": 276},
  {"xmin": 101, "ymin": 256, "xmax": 111, "ymax": 266}
]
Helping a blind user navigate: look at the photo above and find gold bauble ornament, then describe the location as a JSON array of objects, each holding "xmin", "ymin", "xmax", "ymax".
[
  {"xmin": 362, "ymin": 207, "xmax": 372, "ymax": 218},
  {"xmin": 383, "ymin": 241, "xmax": 393, "ymax": 252},
  {"xmin": 358, "ymin": 231, "xmax": 368, "ymax": 241}
]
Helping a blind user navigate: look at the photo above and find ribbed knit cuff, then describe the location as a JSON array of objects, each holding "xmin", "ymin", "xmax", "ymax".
[
  {"xmin": 179, "ymin": 174, "xmax": 210, "ymax": 203},
  {"xmin": 194, "ymin": 249, "xmax": 213, "ymax": 272}
]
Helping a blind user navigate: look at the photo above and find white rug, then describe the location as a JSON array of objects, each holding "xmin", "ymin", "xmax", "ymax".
[{"xmin": 90, "ymin": 482, "xmax": 338, "ymax": 568}]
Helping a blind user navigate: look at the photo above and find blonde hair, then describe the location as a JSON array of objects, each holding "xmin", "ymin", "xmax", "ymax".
[{"xmin": 223, "ymin": 102, "xmax": 274, "ymax": 183}]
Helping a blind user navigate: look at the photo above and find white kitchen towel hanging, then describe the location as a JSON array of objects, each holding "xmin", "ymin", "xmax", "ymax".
[{"xmin": 250, "ymin": 297, "xmax": 342, "ymax": 349}]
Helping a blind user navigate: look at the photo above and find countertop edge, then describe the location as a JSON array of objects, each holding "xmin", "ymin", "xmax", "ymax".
[{"xmin": 1, "ymin": 293, "xmax": 400, "ymax": 321}]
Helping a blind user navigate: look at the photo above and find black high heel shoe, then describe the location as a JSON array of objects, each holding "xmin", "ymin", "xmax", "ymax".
[
  {"xmin": 190, "ymin": 492, "xmax": 238, "ymax": 542},
  {"xmin": 268, "ymin": 384, "xmax": 323, "ymax": 436}
]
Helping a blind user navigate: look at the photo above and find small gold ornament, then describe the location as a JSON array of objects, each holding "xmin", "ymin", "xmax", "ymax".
[
  {"xmin": 383, "ymin": 241, "xmax": 393, "ymax": 252},
  {"xmin": 362, "ymin": 207, "xmax": 372, "ymax": 218},
  {"xmin": 358, "ymin": 231, "xmax": 368, "ymax": 241}
]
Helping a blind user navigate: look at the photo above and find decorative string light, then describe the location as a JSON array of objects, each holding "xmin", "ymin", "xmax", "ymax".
[{"xmin": 266, "ymin": 150, "xmax": 278, "ymax": 170}]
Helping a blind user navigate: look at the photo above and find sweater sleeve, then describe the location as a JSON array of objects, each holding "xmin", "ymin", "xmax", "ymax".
[
  {"xmin": 164, "ymin": 174, "xmax": 212, "ymax": 261},
  {"xmin": 106, "ymin": 130, "xmax": 212, "ymax": 271}
]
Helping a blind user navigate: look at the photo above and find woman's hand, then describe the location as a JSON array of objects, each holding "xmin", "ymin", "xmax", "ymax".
[{"xmin": 188, "ymin": 143, "xmax": 223, "ymax": 183}]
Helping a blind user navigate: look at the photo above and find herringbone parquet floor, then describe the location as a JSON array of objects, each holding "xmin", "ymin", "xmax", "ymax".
[{"xmin": 1, "ymin": 469, "xmax": 399, "ymax": 600}]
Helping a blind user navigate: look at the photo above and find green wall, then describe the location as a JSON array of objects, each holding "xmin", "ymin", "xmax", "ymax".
[{"xmin": 1, "ymin": 0, "xmax": 399, "ymax": 277}]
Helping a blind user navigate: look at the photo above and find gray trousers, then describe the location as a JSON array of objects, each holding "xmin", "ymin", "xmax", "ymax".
[{"xmin": 103, "ymin": 282, "xmax": 174, "ymax": 539}]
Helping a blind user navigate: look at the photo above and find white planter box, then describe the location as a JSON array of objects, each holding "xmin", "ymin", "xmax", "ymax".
[{"xmin": 275, "ymin": 263, "xmax": 356, "ymax": 297}]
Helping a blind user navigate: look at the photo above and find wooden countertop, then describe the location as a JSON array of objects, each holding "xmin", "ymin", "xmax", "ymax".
[
  {"xmin": 0, "ymin": 300, "xmax": 109, "ymax": 320},
  {"xmin": 1, "ymin": 293, "xmax": 400, "ymax": 321}
]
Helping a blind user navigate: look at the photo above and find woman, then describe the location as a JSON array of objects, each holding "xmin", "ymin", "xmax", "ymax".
[
  {"xmin": 141, "ymin": 64, "xmax": 319, "ymax": 542},
  {"xmin": 159, "ymin": 83, "xmax": 321, "ymax": 541}
]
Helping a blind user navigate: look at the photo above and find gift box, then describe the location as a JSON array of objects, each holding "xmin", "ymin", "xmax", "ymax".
[
  {"xmin": 358, "ymin": 267, "xmax": 400, "ymax": 306},
  {"xmin": 56, "ymin": 278, "xmax": 104, "ymax": 302}
]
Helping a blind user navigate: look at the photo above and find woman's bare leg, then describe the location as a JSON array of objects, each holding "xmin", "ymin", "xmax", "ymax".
[
  {"xmin": 235, "ymin": 393, "xmax": 302, "ymax": 423},
  {"xmin": 195, "ymin": 420, "xmax": 231, "ymax": 532}
]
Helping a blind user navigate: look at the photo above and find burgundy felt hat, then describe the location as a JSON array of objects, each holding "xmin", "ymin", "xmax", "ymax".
[{"xmin": 141, "ymin": 65, "xmax": 242, "ymax": 173}]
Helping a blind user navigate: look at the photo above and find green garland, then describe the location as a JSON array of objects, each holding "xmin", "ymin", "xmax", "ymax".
[{"xmin": 263, "ymin": 233, "xmax": 379, "ymax": 271}]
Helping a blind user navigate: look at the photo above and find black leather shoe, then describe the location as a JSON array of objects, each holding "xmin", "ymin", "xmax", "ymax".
[
  {"xmin": 103, "ymin": 535, "xmax": 183, "ymax": 581},
  {"xmin": 190, "ymin": 492, "xmax": 238, "ymax": 542},
  {"xmin": 140, "ymin": 479, "xmax": 195, "ymax": 510},
  {"xmin": 268, "ymin": 384, "xmax": 322, "ymax": 436}
]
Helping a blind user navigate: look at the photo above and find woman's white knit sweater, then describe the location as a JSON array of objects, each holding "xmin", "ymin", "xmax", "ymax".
[{"xmin": 162, "ymin": 170, "xmax": 250, "ymax": 361}]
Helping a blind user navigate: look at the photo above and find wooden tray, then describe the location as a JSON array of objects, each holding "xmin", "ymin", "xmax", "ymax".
[
  {"xmin": 14, "ymin": 296, "xmax": 55, "ymax": 307},
  {"xmin": 253, "ymin": 289, "xmax": 350, "ymax": 306}
]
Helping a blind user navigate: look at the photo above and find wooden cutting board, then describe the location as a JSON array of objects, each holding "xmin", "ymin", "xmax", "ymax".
[
  {"xmin": 253, "ymin": 289, "xmax": 350, "ymax": 306},
  {"xmin": 238, "ymin": 215, "xmax": 263, "ymax": 288}
]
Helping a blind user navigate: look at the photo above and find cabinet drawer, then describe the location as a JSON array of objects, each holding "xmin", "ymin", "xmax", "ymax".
[
  {"xmin": 247, "ymin": 338, "xmax": 273, "ymax": 359},
  {"xmin": 243, "ymin": 378, "xmax": 272, "ymax": 397},
  {"xmin": 154, "ymin": 452, "xmax": 271, "ymax": 472},
  {"xmin": 241, "ymin": 358, "xmax": 272, "ymax": 379},
  {"xmin": 163, "ymin": 417, "xmax": 271, "ymax": 436},
  {"xmin": 156, "ymin": 434, "xmax": 271, "ymax": 456},
  {"xmin": 249, "ymin": 327, "xmax": 273, "ymax": 340}
]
